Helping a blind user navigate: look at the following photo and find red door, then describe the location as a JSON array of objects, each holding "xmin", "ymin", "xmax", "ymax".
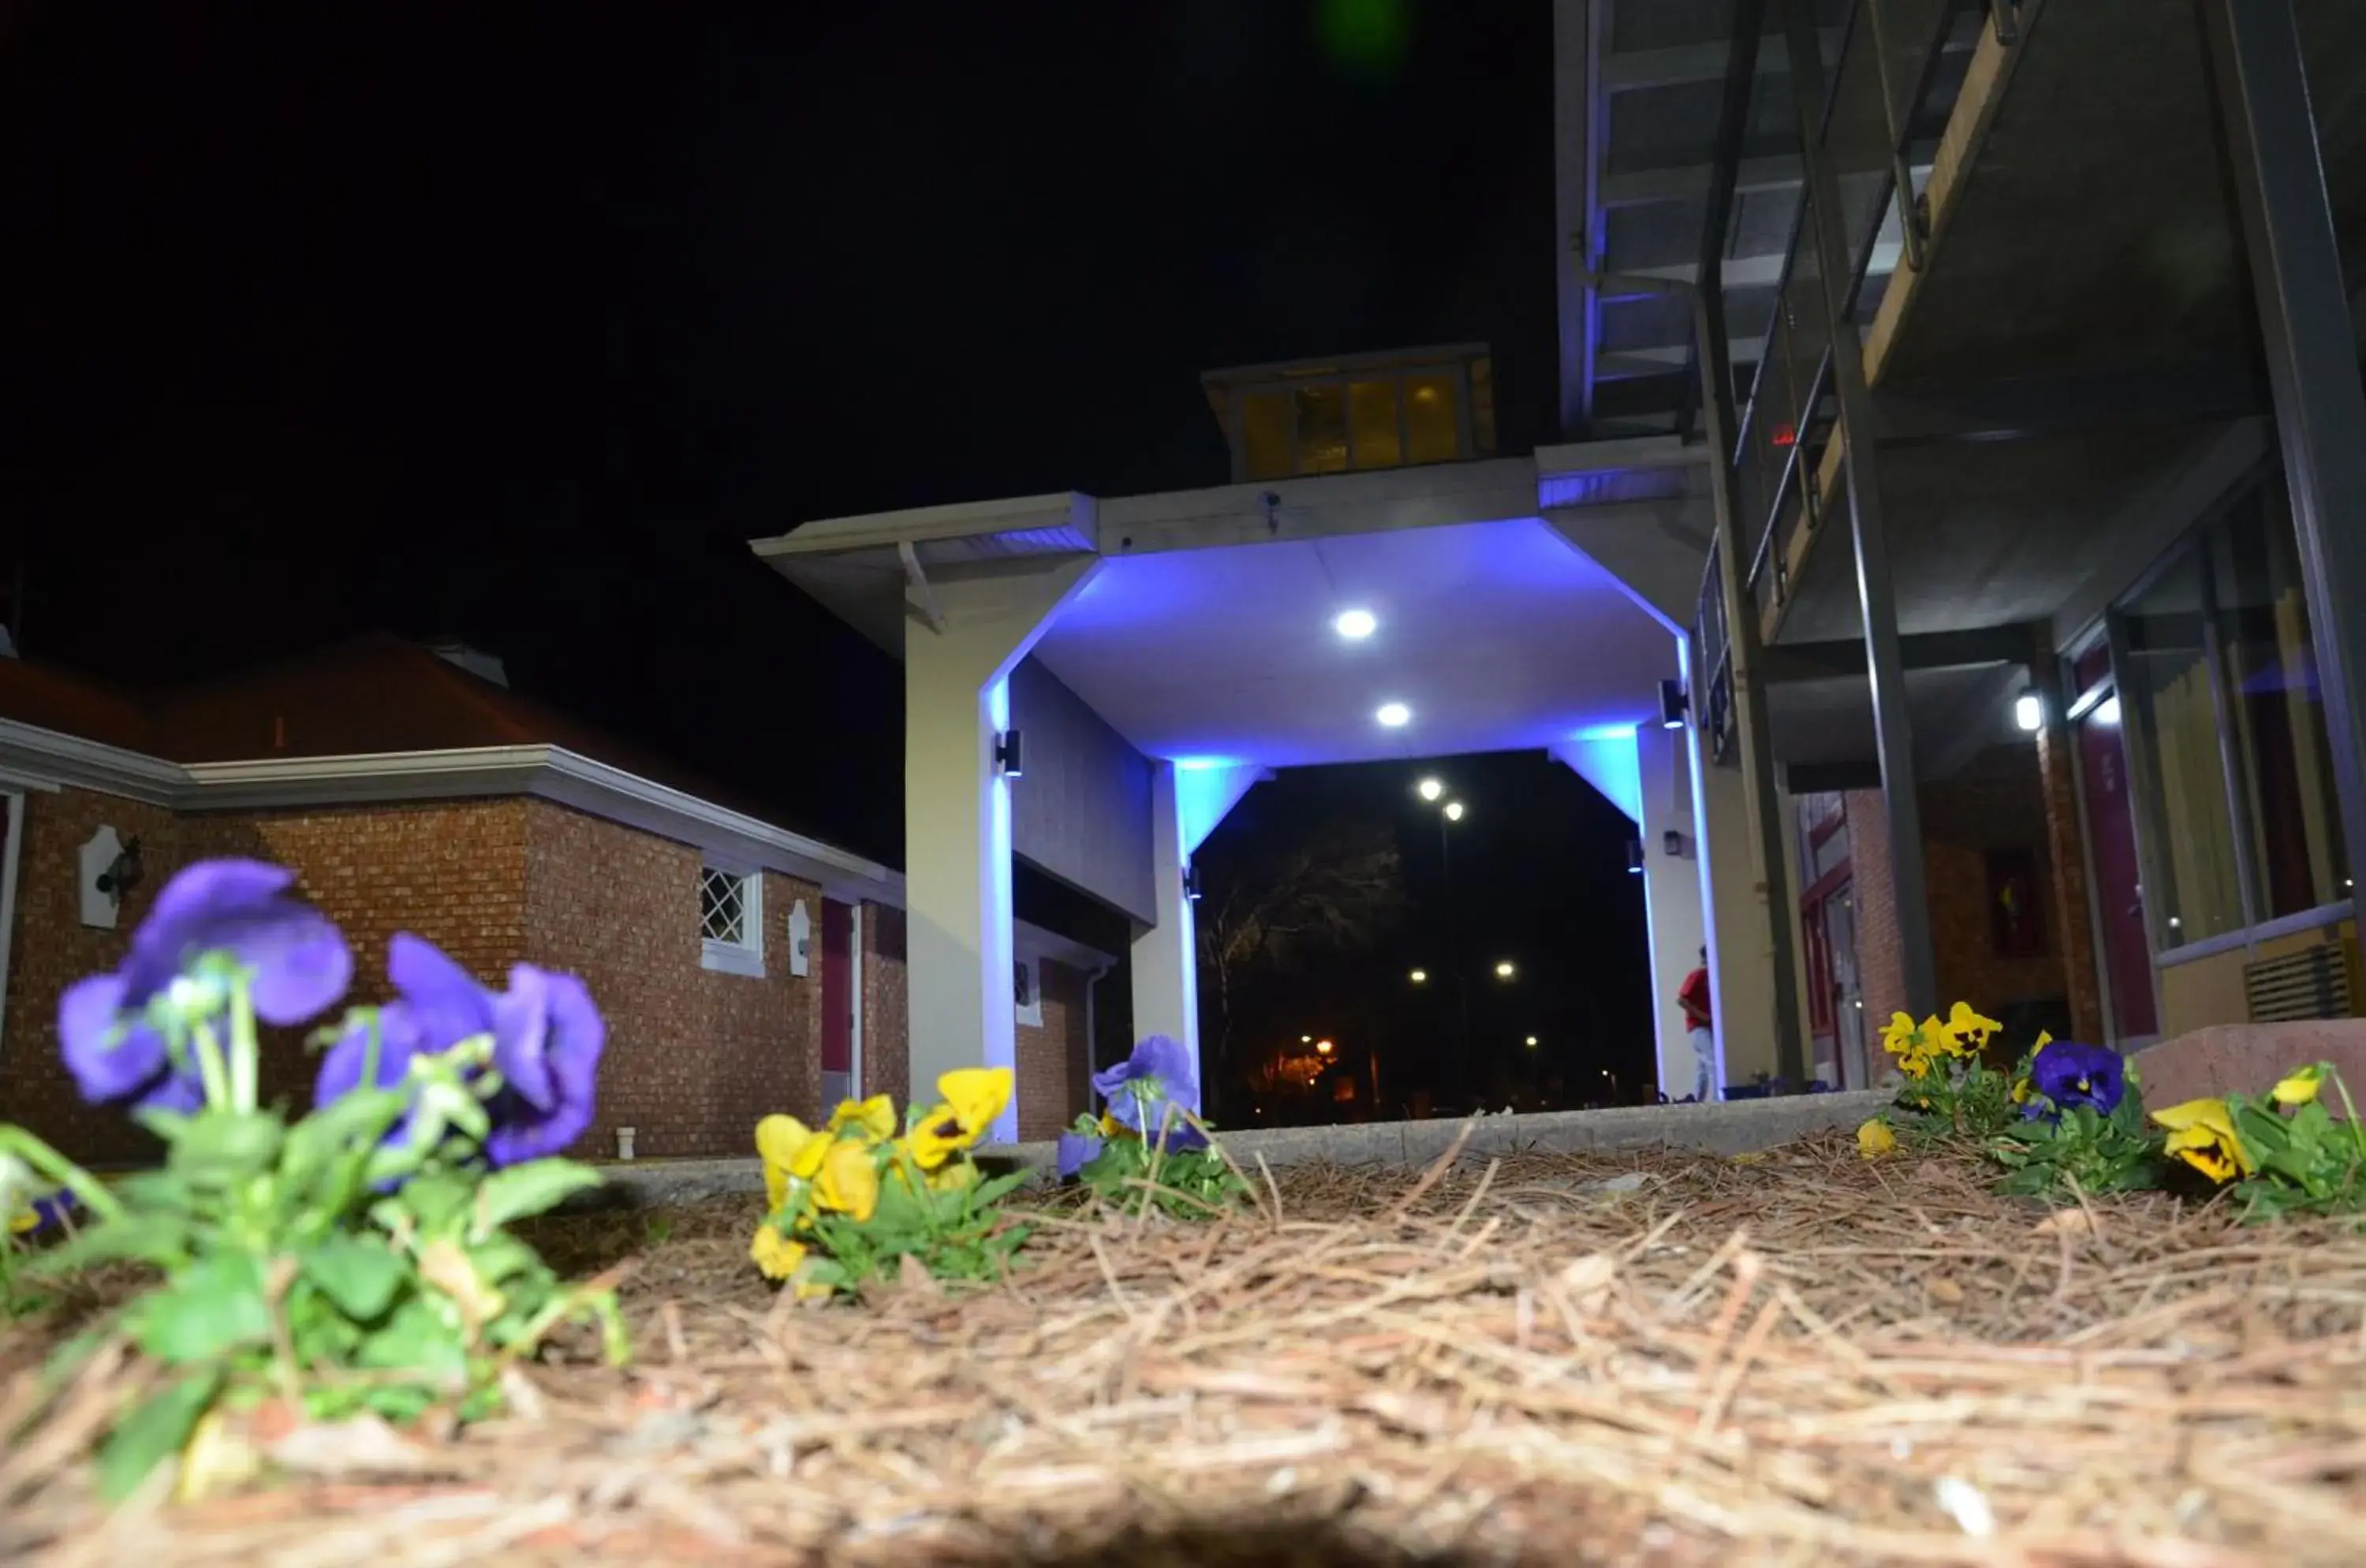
[
  {"xmin": 2077, "ymin": 696, "xmax": 2159, "ymax": 1040},
  {"xmin": 820, "ymin": 900, "xmax": 854, "ymax": 1103}
]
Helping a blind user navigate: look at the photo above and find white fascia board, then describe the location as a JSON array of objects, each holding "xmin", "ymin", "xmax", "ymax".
[
  {"xmin": 1099, "ymin": 457, "xmax": 1543, "ymax": 554},
  {"xmin": 752, "ymin": 492, "xmax": 1097, "ymax": 559},
  {"xmin": 0, "ymin": 719, "xmax": 184, "ymax": 805},
  {"xmin": 185, "ymin": 746, "xmax": 554, "ymax": 807},
  {"xmin": 534, "ymin": 748, "xmax": 894, "ymax": 899}
]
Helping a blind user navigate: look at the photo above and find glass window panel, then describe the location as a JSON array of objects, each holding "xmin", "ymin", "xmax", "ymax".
[
  {"xmin": 1293, "ymin": 384, "xmax": 1349, "ymax": 474},
  {"xmin": 1241, "ymin": 393, "xmax": 1293, "ymax": 480},
  {"xmin": 1347, "ymin": 381, "xmax": 1402, "ymax": 468},
  {"xmin": 2210, "ymin": 476, "xmax": 2351, "ymax": 916},
  {"xmin": 2122, "ymin": 551, "xmax": 2247, "ymax": 945},
  {"xmin": 1404, "ymin": 373, "xmax": 1461, "ymax": 464}
]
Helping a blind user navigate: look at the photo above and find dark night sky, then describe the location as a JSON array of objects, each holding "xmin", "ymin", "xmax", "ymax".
[{"xmin": 1, "ymin": 2, "xmax": 1655, "ymax": 1093}]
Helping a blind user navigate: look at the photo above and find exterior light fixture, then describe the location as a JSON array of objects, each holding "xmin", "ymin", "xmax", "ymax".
[
  {"xmin": 1315, "ymin": 1038, "xmax": 1335, "ymax": 1055},
  {"xmin": 1495, "ymin": 961, "xmax": 1516, "ymax": 980},
  {"xmin": 1183, "ymin": 863, "xmax": 1203, "ymax": 902},
  {"xmin": 1416, "ymin": 777, "xmax": 1444, "ymax": 801},
  {"xmin": 1409, "ymin": 968, "xmax": 1429, "ymax": 983},
  {"xmin": 1659, "ymin": 678, "xmax": 1689, "ymax": 731},
  {"xmin": 2013, "ymin": 692, "xmax": 2043, "ymax": 733},
  {"xmin": 993, "ymin": 729, "xmax": 1024, "ymax": 778},
  {"xmin": 1443, "ymin": 801, "xmax": 1466, "ymax": 822},
  {"xmin": 1524, "ymin": 1035, "xmax": 1539, "ymax": 1048},
  {"xmin": 1301, "ymin": 1034, "xmax": 1314, "ymax": 1043},
  {"xmin": 1627, "ymin": 839, "xmax": 1645, "ymax": 875},
  {"xmin": 1334, "ymin": 608, "xmax": 1377, "ymax": 640},
  {"xmin": 1376, "ymin": 701, "xmax": 1412, "ymax": 728},
  {"xmin": 2094, "ymin": 695, "xmax": 2122, "ymax": 726}
]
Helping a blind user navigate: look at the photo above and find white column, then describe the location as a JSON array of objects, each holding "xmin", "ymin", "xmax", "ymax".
[
  {"xmin": 1130, "ymin": 760, "xmax": 1268, "ymax": 1092},
  {"xmin": 1130, "ymin": 762, "xmax": 1198, "ymax": 1074},
  {"xmin": 1688, "ymin": 697, "xmax": 1780, "ymax": 1094},
  {"xmin": 1634, "ymin": 722, "xmax": 1707, "ymax": 1101},
  {"xmin": 1550, "ymin": 726, "xmax": 1704, "ymax": 1102},
  {"xmin": 903, "ymin": 557, "xmax": 1098, "ymax": 1144}
]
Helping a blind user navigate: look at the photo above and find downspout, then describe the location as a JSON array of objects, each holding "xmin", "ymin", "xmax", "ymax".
[{"xmin": 1082, "ymin": 958, "xmax": 1115, "ymax": 1099}]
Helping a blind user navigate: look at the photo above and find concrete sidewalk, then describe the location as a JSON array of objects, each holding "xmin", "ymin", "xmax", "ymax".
[{"xmin": 573, "ymin": 1091, "xmax": 1891, "ymax": 1211}]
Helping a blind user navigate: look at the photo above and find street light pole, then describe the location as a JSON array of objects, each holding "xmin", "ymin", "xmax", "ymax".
[{"xmin": 1439, "ymin": 810, "xmax": 1473, "ymax": 1102}]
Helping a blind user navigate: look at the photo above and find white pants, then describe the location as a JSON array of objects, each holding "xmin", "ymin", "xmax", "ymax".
[{"xmin": 1688, "ymin": 1026, "xmax": 1715, "ymax": 1103}]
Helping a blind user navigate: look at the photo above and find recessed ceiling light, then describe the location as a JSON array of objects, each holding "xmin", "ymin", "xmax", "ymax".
[
  {"xmin": 1334, "ymin": 608, "xmax": 1377, "ymax": 640},
  {"xmin": 1375, "ymin": 701, "xmax": 1411, "ymax": 728}
]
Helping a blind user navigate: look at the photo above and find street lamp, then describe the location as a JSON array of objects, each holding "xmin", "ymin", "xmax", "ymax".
[
  {"xmin": 1315, "ymin": 1038, "xmax": 1335, "ymax": 1056},
  {"xmin": 1495, "ymin": 960, "xmax": 1517, "ymax": 980},
  {"xmin": 1409, "ymin": 968, "xmax": 1428, "ymax": 984},
  {"xmin": 1524, "ymin": 1035, "xmax": 1539, "ymax": 1048},
  {"xmin": 1416, "ymin": 777, "xmax": 1444, "ymax": 802},
  {"xmin": 1442, "ymin": 800, "xmax": 1465, "ymax": 822}
]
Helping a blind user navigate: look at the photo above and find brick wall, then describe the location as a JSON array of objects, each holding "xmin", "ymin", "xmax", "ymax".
[
  {"xmin": 521, "ymin": 801, "xmax": 823, "ymax": 1159},
  {"xmin": 1015, "ymin": 958, "xmax": 1094, "ymax": 1141},
  {"xmin": 0, "ymin": 785, "xmax": 191, "ymax": 1166},
  {"xmin": 2, "ymin": 784, "xmax": 837, "ymax": 1166},
  {"xmin": 859, "ymin": 902, "xmax": 909, "ymax": 1111}
]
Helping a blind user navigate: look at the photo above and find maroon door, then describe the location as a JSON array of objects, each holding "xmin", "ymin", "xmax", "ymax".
[
  {"xmin": 820, "ymin": 900, "xmax": 854, "ymax": 1101},
  {"xmin": 2077, "ymin": 698, "xmax": 2159, "ymax": 1039}
]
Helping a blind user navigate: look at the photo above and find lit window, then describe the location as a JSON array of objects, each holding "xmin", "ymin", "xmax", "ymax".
[
  {"xmin": 1242, "ymin": 393, "xmax": 1293, "ymax": 481},
  {"xmin": 1348, "ymin": 381, "xmax": 1402, "ymax": 467},
  {"xmin": 2122, "ymin": 553, "xmax": 2245, "ymax": 946},
  {"xmin": 1294, "ymin": 385, "xmax": 1349, "ymax": 473},
  {"xmin": 1404, "ymin": 373, "xmax": 1461, "ymax": 465},
  {"xmin": 700, "ymin": 866, "xmax": 764, "ymax": 976}
]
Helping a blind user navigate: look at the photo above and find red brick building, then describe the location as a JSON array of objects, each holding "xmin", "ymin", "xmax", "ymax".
[{"xmin": 0, "ymin": 637, "xmax": 1106, "ymax": 1166}]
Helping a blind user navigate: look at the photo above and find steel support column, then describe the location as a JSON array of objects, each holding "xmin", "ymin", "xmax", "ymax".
[
  {"xmin": 1782, "ymin": 0, "xmax": 1937, "ymax": 1014},
  {"xmin": 1690, "ymin": 0, "xmax": 1806, "ymax": 1085},
  {"xmin": 2200, "ymin": 0, "xmax": 2366, "ymax": 909}
]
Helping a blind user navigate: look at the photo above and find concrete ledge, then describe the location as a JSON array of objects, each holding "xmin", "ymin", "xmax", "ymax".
[
  {"xmin": 2133, "ymin": 1022, "xmax": 2366, "ymax": 1121},
  {"xmin": 572, "ymin": 1092, "xmax": 1893, "ymax": 1211}
]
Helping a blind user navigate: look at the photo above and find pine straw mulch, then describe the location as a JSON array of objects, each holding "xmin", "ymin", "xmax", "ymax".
[{"xmin": 4, "ymin": 1129, "xmax": 2366, "ymax": 1568}]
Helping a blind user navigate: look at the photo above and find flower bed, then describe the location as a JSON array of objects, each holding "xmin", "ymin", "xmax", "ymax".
[{"xmin": 8, "ymin": 1129, "xmax": 2366, "ymax": 1566}]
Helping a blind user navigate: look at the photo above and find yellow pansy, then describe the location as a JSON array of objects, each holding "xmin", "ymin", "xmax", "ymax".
[
  {"xmin": 756, "ymin": 1114, "xmax": 831, "ymax": 1211},
  {"xmin": 901, "ymin": 1107, "xmax": 968, "ymax": 1171},
  {"xmin": 827, "ymin": 1095, "xmax": 898, "ymax": 1142},
  {"xmin": 938, "ymin": 1067, "xmax": 1013, "ymax": 1139},
  {"xmin": 814, "ymin": 1137, "xmax": 881, "ymax": 1223},
  {"xmin": 1879, "ymin": 1012, "xmax": 1922, "ymax": 1058},
  {"xmin": 2152, "ymin": 1098, "xmax": 2255, "ymax": 1184},
  {"xmin": 750, "ymin": 1225, "xmax": 806, "ymax": 1281},
  {"xmin": 1856, "ymin": 1118, "xmax": 1897, "ymax": 1159},
  {"xmin": 2271, "ymin": 1065, "xmax": 2327, "ymax": 1108},
  {"xmin": 1943, "ymin": 1002, "xmax": 2003, "ymax": 1054}
]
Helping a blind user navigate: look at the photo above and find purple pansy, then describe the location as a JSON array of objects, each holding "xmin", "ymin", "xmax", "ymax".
[
  {"xmin": 2027, "ymin": 1039, "xmax": 2125, "ymax": 1119},
  {"xmin": 1056, "ymin": 1130, "xmax": 1104, "ymax": 1180},
  {"xmin": 315, "ymin": 935, "xmax": 603, "ymax": 1167},
  {"xmin": 1092, "ymin": 1035, "xmax": 1200, "ymax": 1134},
  {"xmin": 59, "ymin": 860, "xmax": 352, "ymax": 1112},
  {"xmin": 483, "ymin": 963, "xmax": 605, "ymax": 1167}
]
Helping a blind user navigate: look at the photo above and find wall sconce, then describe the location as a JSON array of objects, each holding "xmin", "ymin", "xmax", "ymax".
[
  {"xmin": 994, "ymin": 729, "xmax": 1024, "ymax": 778},
  {"xmin": 2013, "ymin": 690, "xmax": 2043, "ymax": 733},
  {"xmin": 1663, "ymin": 828, "xmax": 1689, "ymax": 859},
  {"xmin": 1626, "ymin": 839, "xmax": 1645, "ymax": 875},
  {"xmin": 1183, "ymin": 863, "xmax": 1203, "ymax": 902},
  {"xmin": 1659, "ymin": 678, "xmax": 1689, "ymax": 730},
  {"xmin": 99, "ymin": 835, "xmax": 145, "ymax": 903}
]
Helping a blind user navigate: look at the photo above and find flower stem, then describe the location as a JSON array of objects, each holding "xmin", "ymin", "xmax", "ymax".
[
  {"xmin": 188, "ymin": 1020, "xmax": 232, "ymax": 1111},
  {"xmin": 2331, "ymin": 1070, "xmax": 2366, "ymax": 1167},
  {"xmin": 227, "ymin": 975, "xmax": 259, "ymax": 1114}
]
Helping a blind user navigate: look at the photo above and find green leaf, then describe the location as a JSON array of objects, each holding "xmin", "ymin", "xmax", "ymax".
[
  {"xmin": 27, "ymin": 1213, "xmax": 196, "ymax": 1278},
  {"xmin": 357, "ymin": 1296, "xmax": 469, "ymax": 1388},
  {"xmin": 472, "ymin": 1159, "xmax": 604, "ymax": 1234},
  {"xmin": 394, "ymin": 1171, "xmax": 475, "ymax": 1231},
  {"xmin": 281, "ymin": 1086, "xmax": 411, "ymax": 1189},
  {"xmin": 167, "ymin": 1110, "xmax": 286, "ymax": 1188},
  {"xmin": 967, "ymin": 1170, "xmax": 1030, "ymax": 1210},
  {"xmin": 300, "ymin": 1234, "xmax": 409, "ymax": 1320},
  {"xmin": 131, "ymin": 1251, "xmax": 271, "ymax": 1363},
  {"xmin": 96, "ymin": 1365, "xmax": 223, "ymax": 1503}
]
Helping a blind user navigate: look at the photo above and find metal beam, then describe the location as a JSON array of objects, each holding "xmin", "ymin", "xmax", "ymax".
[
  {"xmin": 1760, "ymin": 625, "xmax": 2041, "ymax": 684},
  {"xmin": 1601, "ymin": 28, "xmax": 1838, "ymax": 91},
  {"xmin": 1872, "ymin": 359, "xmax": 2270, "ymax": 443},
  {"xmin": 2201, "ymin": 0, "xmax": 2366, "ymax": 909},
  {"xmin": 1603, "ymin": 154, "xmax": 1939, "ymax": 210},
  {"xmin": 1783, "ymin": 2, "xmax": 1938, "ymax": 1017},
  {"xmin": 1615, "ymin": 241, "xmax": 1904, "ymax": 293}
]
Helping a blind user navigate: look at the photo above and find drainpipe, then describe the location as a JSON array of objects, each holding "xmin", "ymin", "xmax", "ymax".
[{"xmin": 1082, "ymin": 958, "xmax": 1115, "ymax": 1097}]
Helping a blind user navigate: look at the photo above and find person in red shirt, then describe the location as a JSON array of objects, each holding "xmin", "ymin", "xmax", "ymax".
[{"xmin": 1677, "ymin": 946, "xmax": 1715, "ymax": 1103}]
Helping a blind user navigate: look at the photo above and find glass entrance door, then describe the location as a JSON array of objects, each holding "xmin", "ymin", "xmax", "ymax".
[{"xmin": 2077, "ymin": 691, "xmax": 2159, "ymax": 1041}]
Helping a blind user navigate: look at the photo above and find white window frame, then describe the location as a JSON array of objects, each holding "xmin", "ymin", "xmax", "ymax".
[
  {"xmin": 699, "ymin": 864, "xmax": 766, "ymax": 978},
  {"xmin": 0, "ymin": 790, "xmax": 24, "ymax": 1069},
  {"xmin": 1014, "ymin": 951, "xmax": 1043, "ymax": 1029}
]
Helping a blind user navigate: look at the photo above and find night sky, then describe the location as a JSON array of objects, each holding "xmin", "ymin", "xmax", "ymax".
[{"xmin": 2, "ymin": 2, "xmax": 1655, "ymax": 1106}]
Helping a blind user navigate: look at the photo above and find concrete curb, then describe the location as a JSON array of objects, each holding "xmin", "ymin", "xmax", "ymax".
[{"xmin": 572, "ymin": 1091, "xmax": 1893, "ymax": 1211}]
